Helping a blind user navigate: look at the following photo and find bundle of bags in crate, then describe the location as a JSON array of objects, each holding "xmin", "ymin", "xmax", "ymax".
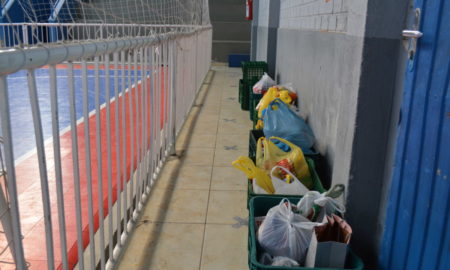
[
  {"xmin": 232, "ymin": 136, "xmax": 314, "ymax": 195},
  {"xmin": 256, "ymin": 191, "xmax": 352, "ymax": 268}
]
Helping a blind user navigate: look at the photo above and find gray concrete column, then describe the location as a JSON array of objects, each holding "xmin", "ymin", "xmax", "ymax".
[
  {"xmin": 266, "ymin": 0, "xmax": 280, "ymax": 77},
  {"xmin": 250, "ymin": 0, "xmax": 259, "ymax": 61}
]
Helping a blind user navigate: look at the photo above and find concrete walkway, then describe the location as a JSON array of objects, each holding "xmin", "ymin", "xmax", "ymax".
[{"xmin": 117, "ymin": 64, "xmax": 251, "ymax": 269}]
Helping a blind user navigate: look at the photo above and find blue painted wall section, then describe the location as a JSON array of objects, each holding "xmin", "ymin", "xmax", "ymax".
[{"xmin": 380, "ymin": 0, "xmax": 450, "ymax": 269}]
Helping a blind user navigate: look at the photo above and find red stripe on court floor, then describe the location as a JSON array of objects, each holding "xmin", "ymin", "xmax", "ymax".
[{"xmin": 0, "ymin": 69, "xmax": 167, "ymax": 269}]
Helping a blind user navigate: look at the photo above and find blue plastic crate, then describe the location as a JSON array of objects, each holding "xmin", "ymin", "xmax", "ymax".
[{"xmin": 228, "ymin": 54, "xmax": 250, "ymax": 67}]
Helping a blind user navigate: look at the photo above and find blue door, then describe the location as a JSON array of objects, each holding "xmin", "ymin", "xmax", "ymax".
[{"xmin": 379, "ymin": 0, "xmax": 450, "ymax": 269}]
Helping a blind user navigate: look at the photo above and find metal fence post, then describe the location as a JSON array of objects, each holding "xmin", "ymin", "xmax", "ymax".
[
  {"xmin": 170, "ymin": 39, "xmax": 178, "ymax": 156},
  {"xmin": 0, "ymin": 76, "xmax": 26, "ymax": 269}
]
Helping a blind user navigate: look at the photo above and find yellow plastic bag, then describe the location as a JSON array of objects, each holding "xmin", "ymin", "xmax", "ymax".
[
  {"xmin": 256, "ymin": 136, "xmax": 313, "ymax": 189},
  {"xmin": 255, "ymin": 87, "xmax": 293, "ymax": 129},
  {"xmin": 232, "ymin": 156, "xmax": 275, "ymax": 194}
]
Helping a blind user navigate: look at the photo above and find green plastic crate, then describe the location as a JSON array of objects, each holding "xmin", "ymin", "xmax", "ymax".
[
  {"xmin": 248, "ymin": 129, "xmax": 264, "ymax": 160},
  {"xmin": 239, "ymin": 79, "xmax": 246, "ymax": 104},
  {"xmin": 242, "ymin": 61, "xmax": 268, "ymax": 86},
  {"xmin": 248, "ymin": 77, "xmax": 263, "ymax": 120},
  {"xmin": 248, "ymin": 196, "xmax": 364, "ymax": 270},
  {"xmin": 239, "ymin": 79, "xmax": 250, "ymax": 111},
  {"xmin": 253, "ymin": 104, "xmax": 260, "ymax": 128},
  {"xmin": 250, "ymin": 92, "xmax": 263, "ymax": 121},
  {"xmin": 246, "ymin": 158, "xmax": 325, "ymax": 208}
]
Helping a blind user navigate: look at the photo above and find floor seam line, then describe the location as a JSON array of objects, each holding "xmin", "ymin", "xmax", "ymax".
[{"xmin": 198, "ymin": 68, "xmax": 222, "ymax": 270}]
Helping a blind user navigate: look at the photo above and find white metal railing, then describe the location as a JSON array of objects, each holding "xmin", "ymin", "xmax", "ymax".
[
  {"xmin": 0, "ymin": 24, "xmax": 212, "ymax": 270},
  {"xmin": 0, "ymin": 22, "xmax": 206, "ymax": 48}
]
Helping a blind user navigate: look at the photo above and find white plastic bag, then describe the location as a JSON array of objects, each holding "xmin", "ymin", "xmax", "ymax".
[
  {"xmin": 272, "ymin": 256, "xmax": 300, "ymax": 266},
  {"xmin": 252, "ymin": 179, "xmax": 269, "ymax": 194},
  {"xmin": 270, "ymin": 166, "xmax": 309, "ymax": 195},
  {"xmin": 253, "ymin": 73, "xmax": 276, "ymax": 94},
  {"xmin": 260, "ymin": 253, "xmax": 300, "ymax": 266},
  {"xmin": 297, "ymin": 191, "xmax": 346, "ymax": 218},
  {"xmin": 257, "ymin": 199, "xmax": 319, "ymax": 263}
]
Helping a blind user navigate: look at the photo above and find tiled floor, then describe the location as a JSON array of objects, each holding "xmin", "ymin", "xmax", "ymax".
[{"xmin": 117, "ymin": 64, "xmax": 251, "ymax": 270}]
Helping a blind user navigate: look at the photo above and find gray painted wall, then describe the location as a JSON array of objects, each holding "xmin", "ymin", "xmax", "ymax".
[
  {"xmin": 254, "ymin": 0, "xmax": 411, "ymax": 268},
  {"xmin": 209, "ymin": 0, "xmax": 251, "ymax": 61}
]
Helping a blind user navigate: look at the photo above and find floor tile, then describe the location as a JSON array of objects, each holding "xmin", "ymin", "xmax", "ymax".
[
  {"xmin": 142, "ymin": 188, "xmax": 208, "ymax": 223},
  {"xmin": 216, "ymin": 133, "xmax": 249, "ymax": 149},
  {"xmin": 192, "ymin": 118, "xmax": 219, "ymax": 135},
  {"xmin": 200, "ymin": 224, "xmax": 248, "ymax": 270},
  {"xmin": 182, "ymin": 147, "xmax": 215, "ymax": 166},
  {"xmin": 188, "ymin": 132, "xmax": 216, "ymax": 148},
  {"xmin": 156, "ymin": 164, "xmax": 212, "ymax": 190},
  {"xmin": 118, "ymin": 222, "xmax": 204, "ymax": 270},
  {"xmin": 217, "ymin": 118, "xmax": 252, "ymax": 135},
  {"xmin": 213, "ymin": 147, "xmax": 248, "ymax": 167},
  {"xmin": 206, "ymin": 190, "xmax": 247, "ymax": 225},
  {"xmin": 211, "ymin": 166, "xmax": 247, "ymax": 191}
]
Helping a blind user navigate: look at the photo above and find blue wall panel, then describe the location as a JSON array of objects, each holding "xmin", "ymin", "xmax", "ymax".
[{"xmin": 380, "ymin": 0, "xmax": 450, "ymax": 269}]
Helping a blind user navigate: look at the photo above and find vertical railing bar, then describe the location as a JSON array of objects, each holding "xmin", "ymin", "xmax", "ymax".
[
  {"xmin": 136, "ymin": 46, "xmax": 144, "ymax": 209},
  {"xmin": 145, "ymin": 46, "xmax": 154, "ymax": 188},
  {"xmin": 165, "ymin": 40, "xmax": 170, "ymax": 154},
  {"xmin": 167, "ymin": 40, "xmax": 173, "ymax": 153},
  {"xmin": 114, "ymin": 51, "xmax": 122, "ymax": 248},
  {"xmin": 105, "ymin": 53, "xmax": 114, "ymax": 262},
  {"xmin": 154, "ymin": 45, "xmax": 160, "ymax": 169},
  {"xmin": 141, "ymin": 46, "xmax": 148, "ymax": 192},
  {"xmin": 26, "ymin": 69, "xmax": 55, "ymax": 270},
  {"xmin": 143, "ymin": 46, "xmax": 149, "ymax": 193},
  {"xmin": 156, "ymin": 43, "xmax": 161, "ymax": 165},
  {"xmin": 94, "ymin": 55, "xmax": 106, "ymax": 270},
  {"xmin": 124, "ymin": 49, "xmax": 132, "ymax": 226},
  {"xmin": 150, "ymin": 45, "xmax": 156, "ymax": 186},
  {"xmin": 0, "ymin": 76, "xmax": 27, "ymax": 269},
  {"xmin": 170, "ymin": 39, "xmax": 177, "ymax": 156},
  {"xmin": 163, "ymin": 41, "xmax": 167, "ymax": 154},
  {"xmin": 68, "ymin": 62, "xmax": 85, "ymax": 270},
  {"xmin": 129, "ymin": 48, "xmax": 136, "ymax": 216},
  {"xmin": 81, "ymin": 59, "xmax": 97, "ymax": 270},
  {"xmin": 49, "ymin": 64, "xmax": 69, "ymax": 270},
  {"xmin": 122, "ymin": 50, "xmax": 128, "ymax": 231},
  {"xmin": 136, "ymin": 47, "xmax": 143, "ymax": 208}
]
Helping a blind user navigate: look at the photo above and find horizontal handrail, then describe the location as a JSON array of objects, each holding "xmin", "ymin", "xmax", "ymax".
[{"xmin": 0, "ymin": 25, "xmax": 211, "ymax": 75}]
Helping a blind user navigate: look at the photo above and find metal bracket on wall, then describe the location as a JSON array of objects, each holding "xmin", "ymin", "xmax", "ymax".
[{"xmin": 402, "ymin": 8, "xmax": 422, "ymax": 69}]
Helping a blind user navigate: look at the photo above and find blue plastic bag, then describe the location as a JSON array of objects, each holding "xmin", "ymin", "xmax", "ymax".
[{"xmin": 263, "ymin": 99, "xmax": 315, "ymax": 154}]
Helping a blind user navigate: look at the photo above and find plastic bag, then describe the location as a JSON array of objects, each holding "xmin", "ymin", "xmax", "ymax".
[
  {"xmin": 263, "ymin": 99, "xmax": 315, "ymax": 153},
  {"xmin": 270, "ymin": 166, "xmax": 309, "ymax": 195},
  {"xmin": 253, "ymin": 73, "xmax": 276, "ymax": 94},
  {"xmin": 272, "ymin": 256, "xmax": 300, "ymax": 266},
  {"xmin": 257, "ymin": 87, "xmax": 292, "ymax": 119},
  {"xmin": 297, "ymin": 188, "xmax": 346, "ymax": 219},
  {"xmin": 256, "ymin": 136, "xmax": 313, "ymax": 189},
  {"xmin": 232, "ymin": 156, "xmax": 275, "ymax": 194},
  {"xmin": 257, "ymin": 199, "xmax": 319, "ymax": 263},
  {"xmin": 259, "ymin": 253, "xmax": 300, "ymax": 266}
]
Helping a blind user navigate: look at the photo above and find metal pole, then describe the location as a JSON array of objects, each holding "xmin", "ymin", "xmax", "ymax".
[
  {"xmin": 68, "ymin": 62, "xmax": 85, "ymax": 270},
  {"xmin": 170, "ymin": 39, "xmax": 177, "ymax": 156},
  {"xmin": 26, "ymin": 69, "xmax": 55, "ymax": 269},
  {"xmin": 81, "ymin": 60, "xmax": 97, "ymax": 270},
  {"xmin": 94, "ymin": 55, "xmax": 106, "ymax": 270},
  {"xmin": 114, "ymin": 51, "xmax": 122, "ymax": 248},
  {"xmin": 104, "ymin": 53, "xmax": 114, "ymax": 263},
  {"xmin": 49, "ymin": 64, "xmax": 69, "ymax": 270},
  {"xmin": 0, "ymin": 76, "xmax": 26, "ymax": 270}
]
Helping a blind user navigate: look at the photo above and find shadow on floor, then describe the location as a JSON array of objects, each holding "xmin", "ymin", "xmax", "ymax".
[{"xmin": 123, "ymin": 70, "xmax": 216, "ymax": 270}]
